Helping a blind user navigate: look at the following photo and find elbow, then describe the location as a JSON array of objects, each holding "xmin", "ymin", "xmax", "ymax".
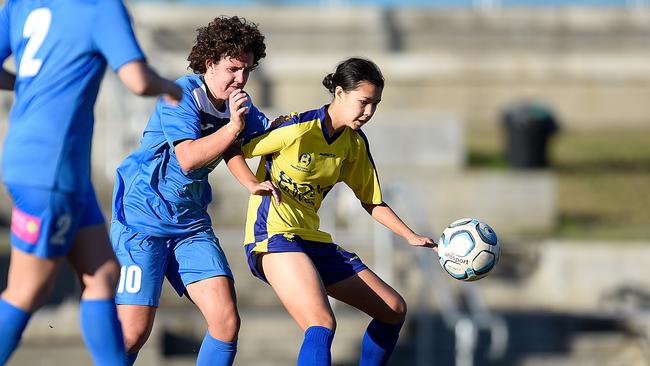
[
  {"xmin": 361, "ymin": 201, "xmax": 385, "ymax": 214},
  {"xmin": 129, "ymin": 84, "xmax": 147, "ymax": 96},
  {"xmin": 174, "ymin": 140, "xmax": 200, "ymax": 173},
  {"xmin": 176, "ymin": 157, "xmax": 196, "ymax": 173},
  {"xmin": 129, "ymin": 81, "xmax": 155, "ymax": 96},
  {"xmin": 175, "ymin": 150, "xmax": 197, "ymax": 173}
]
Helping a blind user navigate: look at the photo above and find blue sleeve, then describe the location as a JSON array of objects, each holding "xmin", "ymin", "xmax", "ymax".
[
  {"xmin": 0, "ymin": 2, "xmax": 12, "ymax": 64},
  {"xmin": 160, "ymin": 88, "xmax": 202, "ymax": 149},
  {"xmin": 240, "ymin": 102, "xmax": 271, "ymax": 139},
  {"xmin": 91, "ymin": 0, "xmax": 144, "ymax": 71}
]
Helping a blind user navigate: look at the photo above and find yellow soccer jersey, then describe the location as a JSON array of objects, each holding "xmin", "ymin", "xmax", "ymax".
[{"xmin": 241, "ymin": 105, "xmax": 383, "ymax": 249}]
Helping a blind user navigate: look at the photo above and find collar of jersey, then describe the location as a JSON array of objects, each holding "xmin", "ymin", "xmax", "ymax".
[{"xmin": 319, "ymin": 104, "xmax": 344, "ymax": 145}]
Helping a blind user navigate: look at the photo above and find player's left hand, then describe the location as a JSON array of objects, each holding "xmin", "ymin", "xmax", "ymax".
[
  {"xmin": 407, "ymin": 234, "xmax": 438, "ymax": 253},
  {"xmin": 248, "ymin": 180, "xmax": 281, "ymax": 204}
]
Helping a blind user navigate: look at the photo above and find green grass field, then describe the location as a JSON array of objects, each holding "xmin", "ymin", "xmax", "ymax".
[{"xmin": 469, "ymin": 129, "xmax": 650, "ymax": 240}]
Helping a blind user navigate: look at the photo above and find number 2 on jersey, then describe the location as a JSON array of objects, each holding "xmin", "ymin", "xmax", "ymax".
[{"xmin": 18, "ymin": 8, "xmax": 51, "ymax": 77}]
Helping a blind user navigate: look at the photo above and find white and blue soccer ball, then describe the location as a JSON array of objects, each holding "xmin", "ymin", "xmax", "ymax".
[{"xmin": 438, "ymin": 218, "xmax": 500, "ymax": 281}]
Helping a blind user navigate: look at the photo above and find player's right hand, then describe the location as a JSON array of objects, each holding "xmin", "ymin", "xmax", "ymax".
[
  {"xmin": 248, "ymin": 180, "xmax": 282, "ymax": 204},
  {"xmin": 270, "ymin": 114, "xmax": 292, "ymax": 128},
  {"xmin": 228, "ymin": 88, "xmax": 249, "ymax": 134},
  {"xmin": 407, "ymin": 233, "xmax": 438, "ymax": 252}
]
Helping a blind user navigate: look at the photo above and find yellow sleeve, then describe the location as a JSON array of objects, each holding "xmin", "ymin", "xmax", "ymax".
[
  {"xmin": 241, "ymin": 115, "xmax": 298, "ymax": 158},
  {"xmin": 339, "ymin": 132, "xmax": 383, "ymax": 205}
]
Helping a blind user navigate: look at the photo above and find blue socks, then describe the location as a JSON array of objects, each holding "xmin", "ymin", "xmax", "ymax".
[
  {"xmin": 297, "ymin": 326, "xmax": 335, "ymax": 366},
  {"xmin": 196, "ymin": 331, "xmax": 237, "ymax": 366},
  {"xmin": 79, "ymin": 299, "xmax": 126, "ymax": 366},
  {"xmin": 0, "ymin": 299, "xmax": 31, "ymax": 364},
  {"xmin": 359, "ymin": 319, "xmax": 403, "ymax": 366}
]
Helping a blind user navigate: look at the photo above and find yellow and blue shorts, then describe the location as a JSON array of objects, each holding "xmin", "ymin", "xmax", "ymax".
[{"xmin": 245, "ymin": 233, "xmax": 367, "ymax": 286}]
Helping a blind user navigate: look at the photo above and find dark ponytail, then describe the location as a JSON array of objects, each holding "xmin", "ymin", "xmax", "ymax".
[{"xmin": 322, "ymin": 57, "xmax": 384, "ymax": 94}]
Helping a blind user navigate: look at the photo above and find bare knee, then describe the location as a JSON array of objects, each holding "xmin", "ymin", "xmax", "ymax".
[
  {"xmin": 385, "ymin": 295, "xmax": 407, "ymax": 324},
  {"xmin": 118, "ymin": 305, "xmax": 156, "ymax": 353},
  {"xmin": 394, "ymin": 297, "xmax": 408, "ymax": 322},
  {"xmin": 306, "ymin": 313, "xmax": 337, "ymax": 332},
  {"xmin": 2, "ymin": 278, "xmax": 57, "ymax": 312},
  {"xmin": 2, "ymin": 250, "xmax": 62, "ymax": 312},
  {"xmin": 122, "ymin": 322, "xmax": 153, "ymax": 353},
  {"xmin": 206, "ymin": 305, "xmax": 241, "ymax": 342}
]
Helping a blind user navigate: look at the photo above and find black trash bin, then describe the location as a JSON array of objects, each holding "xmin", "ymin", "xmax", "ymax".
[{"xmin": 502, "ymin": 101, "xmax": 558, "ymax": 168}]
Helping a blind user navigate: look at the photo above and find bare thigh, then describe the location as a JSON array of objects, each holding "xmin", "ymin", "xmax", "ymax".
[
  {"xmin": 67, "ymin": 223, "xmax": 120, "ymax": 300},
  {"xmin": 261, "ymin": 252, "xmax": 336, "ymax": 331},
  {"xmin": 117, "ymin": 304, "xmax": 158, "ymax": 353},
  {"xmin": 326, "ymin": 269, "xmax": 406, "ymax": 325},
  {"xmin": 1, "ymin": 247, "xmax": 63, "ymax": 311},
  {"xmin": 186, "ymin": 276, "xmax": 240, "ymax": 342}
]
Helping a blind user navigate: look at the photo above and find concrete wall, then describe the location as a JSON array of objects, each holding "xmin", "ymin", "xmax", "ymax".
[
  {"xmin": 129, "ymin": 5, "xmax": 650, "ymax": 130},
  {"xmin": 0, "ymin": 5, "xmax": 589, "ymax": 233}
]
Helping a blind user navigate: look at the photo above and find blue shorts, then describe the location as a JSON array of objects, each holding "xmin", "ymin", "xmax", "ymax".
[
  {"xmin": 6, "ymin": 183, "xmax": 105, "ymax": 258},
  {"xmin": 245, "ymin": 234, "xmax": 367, "ymax": 287},
  {"xmin": 111, "ymin": 220, "xmax": 233, "ymax": 307}
]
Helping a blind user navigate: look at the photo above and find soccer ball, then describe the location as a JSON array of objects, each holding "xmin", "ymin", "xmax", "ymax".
[{"xmin": 438, "ymin": 218, "xmax": 500, "ymax": 281}]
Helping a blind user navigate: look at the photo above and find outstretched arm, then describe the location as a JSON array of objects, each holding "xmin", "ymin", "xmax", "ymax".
[
  {"xmin": 0, "ymin": 68, "xmax": 14, "ymax": 90},
  {"xmin": 117, "ymin": 60, "xmax": 182, "ymax": 105},
  {"xmin": 362, "ymin": 202, "xmax": 436, "ymax": 250}
]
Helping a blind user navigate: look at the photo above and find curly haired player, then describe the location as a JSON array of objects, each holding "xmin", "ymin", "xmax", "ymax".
[{"xmin": 111, "ymin": 16, "xmax": 278, "ymax": 365}]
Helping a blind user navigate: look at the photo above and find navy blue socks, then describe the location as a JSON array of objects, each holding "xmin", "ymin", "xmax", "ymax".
[
  {"xmin": 359, "ymin": 319, "xmax": 403, "ymax": 366},
  {"xmin": 297, "ymin": 325, "xmax": 335, "ymax": 366}
]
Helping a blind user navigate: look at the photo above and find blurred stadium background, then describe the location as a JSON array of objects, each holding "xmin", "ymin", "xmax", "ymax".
[{"xmin": 1, "ymin": 0, "xmax": 650, "ymax": 365}]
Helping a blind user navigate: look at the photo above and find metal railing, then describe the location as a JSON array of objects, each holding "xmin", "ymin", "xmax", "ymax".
[{"xmin": 374, "ymin": 184, "xmax": 508, "ymax": 366}]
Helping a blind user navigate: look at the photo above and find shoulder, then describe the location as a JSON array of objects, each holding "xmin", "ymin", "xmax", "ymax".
[
  {"xmin": 296, "ymin": 108, "xmax": 321, "ymax": 124},
  {"xmin": 346, "ymin": 128, "xmax": 375, "ymax": 161},
  {"xmin": 176, "ymin": 74, "xmax": 202, "ymax": 90},
  {"xmin": 274, "ymin": 108, "xmax": 322, "ymax": 137},
  {"xmin": 350, "ymin": 128, "xmax": 371, "ymax": 149},
  {"xmin": 173, "ymin": 75, "xmax": 204, "ymax": 109},
  {"xmin": 275, "ymin": 106, "xmax": 323, "ymax": 131},
  {"xmin": 293, "ymin": 106, "xmax": 328, "ymax": 131},
  {"xmin": 241, "ymin": 107, "xmax": 319, "ymax": 145}
]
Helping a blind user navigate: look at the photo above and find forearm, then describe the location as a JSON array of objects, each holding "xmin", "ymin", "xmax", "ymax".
[
  {"xmin": 0, "ymin": 68, "xmax": 15, "ymax": 90},
  {"xmin": 363, "ymin": 202, "xmax": 417, "ymax": 241},
  {"xmin": 138, "ymin": 68, "xmax": 179, "ymax": 97},
  {"xmin": 117, "ymin": 60, "xmax": 177, "ymax": 97},
  {"xmin": 225, "ymin": 149, "xmax": 259, "ymax": 191},
  {"xmin": 175, "ymin": 124, "xmax": 240, "ymax": 172}
]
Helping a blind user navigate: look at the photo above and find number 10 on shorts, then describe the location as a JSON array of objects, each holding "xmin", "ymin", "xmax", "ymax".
[{"xmin": 118, "ymin": 265, "xmax": 142, "ymax": 294}]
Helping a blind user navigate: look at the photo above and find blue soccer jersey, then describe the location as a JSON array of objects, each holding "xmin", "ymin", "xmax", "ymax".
[
  {"xmin": 113, "ymin": 74, "xmax": 271, "ymax": 236},
  {"xmin": 0, "ymin": 0, "xmax": 144, "ymax": 192}
]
